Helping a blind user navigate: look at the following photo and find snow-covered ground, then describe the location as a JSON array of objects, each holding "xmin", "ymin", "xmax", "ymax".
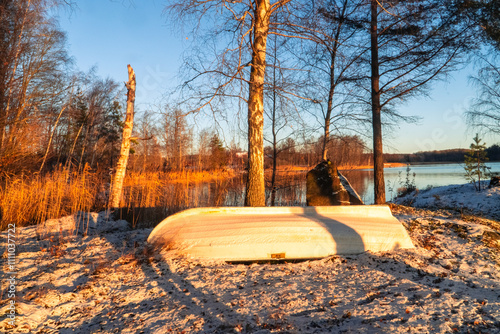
[
  {"xmin": 393, "ymin": 181, "xmax": 500, "ymax": 221},
  {"xmin": 1, "ymin": 184, "xmax": 499, "ymax": 333}
]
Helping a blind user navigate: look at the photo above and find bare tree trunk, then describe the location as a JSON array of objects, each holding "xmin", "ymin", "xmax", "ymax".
[
  {"xmin": 477, "ymin": 153, "xmax": 481, "ymax": 191},
  {"xmin": 270, "ymin": 30, "xmax": 278, "ymax": 207},
  {"xmin": 322, "ymin": 56, "xmax": 335, "ymax": 161},
  {"xmin": 245, "ymin": 0, "xmax": 270, "ymax": 207},
  {"xmin": 65, "ymin": 122, "xmax": 84, "ymax": 174},
  {"xmin": 371, "ymin": 0, "xmax": 385, "ymax": 204},
  {"xmin": 109, "ymin": 65, "xmax": 135, "ymax": 208},
  {"xmin": 270, "ymin": 147, "xmax": 277, "ymax": 206},
  {"xmin": 322, "ymin": 30, "xmax": 342, "ymax": 161},
  {"xmin": 270, "ymin": 87, "xmax": 278, "ymax": 206},
  {"xmin": 322, "ymin": 121, "xmax": 330, "ymax": 161}
]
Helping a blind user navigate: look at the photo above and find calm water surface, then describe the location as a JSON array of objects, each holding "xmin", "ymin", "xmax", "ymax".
[
  {"xmin": 130, "ymin": 163, "xmax": 500, "ymax": 225},
  {"xmin": 346, "ymin": 162, "xmax": 500, "ymax": 204},
  {"xmin": 195, "ymin": 162, "xmax": 500, "ymax": 207}
]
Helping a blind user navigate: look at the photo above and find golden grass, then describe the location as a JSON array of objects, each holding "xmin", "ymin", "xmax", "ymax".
[
  {"xmin": 0, "ymin": 167, "xmax": 103, "ymax": 230},
  {"xmin": 0, "ymin": 167, "xmax": 306, "ymax": 231},
  {"xmin": 121, "ymin": 170, "xmax": 237, "ymax": 208},
  {"xmin": 0, "ymin": 168, "xmax": 240, "ymax": 231}
]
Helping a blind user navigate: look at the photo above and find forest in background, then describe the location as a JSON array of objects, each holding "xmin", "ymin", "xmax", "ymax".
[{"xmin": 385, "ymin": 145, "xmax": 500, "ymax": 164}]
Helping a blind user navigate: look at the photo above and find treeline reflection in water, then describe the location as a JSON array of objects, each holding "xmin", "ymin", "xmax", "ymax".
[
  {"xmin": 181, "ymin": 169, "xmax": 371, "ymax": 208},
  {"xmin": 123, "ymin": 163, "xmax": 500, "ymax": 227},
  {"xmin": 187, "ymin": 162, "xmax": 500, "ymax": 208}
]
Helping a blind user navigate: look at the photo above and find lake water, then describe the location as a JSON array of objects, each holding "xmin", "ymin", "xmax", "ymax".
[
  {"xmin": 125, "ymin": 162, "xmax": 500, "ymax": 225},
  {"xmin": 190, "ymin": 162, "xmax": 500, "ymax": 208},
  {"xmin": 344, "ymin": 162, "xmax": 500, "ymax": 204}
]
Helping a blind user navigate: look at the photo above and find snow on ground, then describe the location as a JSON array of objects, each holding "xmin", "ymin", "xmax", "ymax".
[
  {"xmin": 393, "ymin": 181, "xmax": 500, "ymax": 221},
  {"xmin": 1, "ymin": 188, "xmax": 500, "ymax": 333}
]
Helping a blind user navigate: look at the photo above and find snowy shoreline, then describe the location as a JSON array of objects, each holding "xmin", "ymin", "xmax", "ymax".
[
  {"xmin": 1, "ymin": 184, "xmax": 499, "ymax": 333},
  {"xmin": 393, "ymin": 181, "xmax": 500, "ymax": 222}
]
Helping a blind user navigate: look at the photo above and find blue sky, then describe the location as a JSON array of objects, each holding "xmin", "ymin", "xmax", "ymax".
[
  {"xmin": 57, "ymin": 1, "xmax": 498, "ymax": 154},
  {"xmin": 58, "ymin": 0, "xmax": 182, "ymax": 109}
]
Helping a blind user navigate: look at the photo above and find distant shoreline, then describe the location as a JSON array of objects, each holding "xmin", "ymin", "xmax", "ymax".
[
  {"xmin": 267, "ymin": 163, "xmax": 408, "ymax": 172},
  {"xmin": 342, "ymin": 163, "xmax": 407, "ymax": 170},
  {"xmin": 387, "ymin": 160, "xmax": 500, "ymax": 166},
  {"xmin": 266, "ymin": 161, "xmax": 500, "ymax": 173}
]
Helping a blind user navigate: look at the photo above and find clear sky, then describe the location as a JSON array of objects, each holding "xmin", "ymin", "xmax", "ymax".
[
  {"xmin": 58, "ymin": 0, "xmax": 183, "ymax": 110},
  {"xmin": 57, "ymin": 0, "xmax": 499, "ymax": 154}
]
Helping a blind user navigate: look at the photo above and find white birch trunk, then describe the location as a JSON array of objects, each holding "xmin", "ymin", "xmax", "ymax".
[{"xmin": 109, "ymin": 65, "xmax": 136, "ymax": 208}]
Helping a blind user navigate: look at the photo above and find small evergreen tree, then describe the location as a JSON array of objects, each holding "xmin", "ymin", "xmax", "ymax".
[{"xmin": 464, "ymin": 134, "xmax": 491, "ymax": 191}]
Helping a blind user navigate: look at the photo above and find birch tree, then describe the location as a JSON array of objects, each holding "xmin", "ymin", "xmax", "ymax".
[
  {"xmin": 264, "ymin": 21, "xmax": 298, "ymax": 206},
  {"xmin": 474, "ymin": 0, "xmax": 499, "ymax": 50},
  {"xmin": 162, "ymin": 108, "xmax": 191, "ymax": 171},
  {"xmin": 109, "ymin": 65, "xmax": 136, "ymax": 209},
  {"xmin": 165, "ymin": 0, "xmax": 291, "ymax": 207}
]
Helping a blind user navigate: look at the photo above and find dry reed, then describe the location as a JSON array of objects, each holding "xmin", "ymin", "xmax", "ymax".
[
  {"xmin": 0, "ymin": 167, "xmax": 307, "ymax": 231},
  {"xmin": 0, "ymin": 167, "xmax": 104, "ymax": 230}
]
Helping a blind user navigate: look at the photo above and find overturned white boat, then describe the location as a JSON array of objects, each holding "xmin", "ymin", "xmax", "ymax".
[{"xmin": 147, "ymin": 205, "xmax": 414, "ymax": 261}]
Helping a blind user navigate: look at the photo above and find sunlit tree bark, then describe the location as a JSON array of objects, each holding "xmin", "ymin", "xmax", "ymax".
[
  {"xmin": 245, "ymin": 0, "xmax": 270, "ymax": 206},
  {"xmin": 110, "ymin": 65, "xmax": 135, "ymax": 209}
]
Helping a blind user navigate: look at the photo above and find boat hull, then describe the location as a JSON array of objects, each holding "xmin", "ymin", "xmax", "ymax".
[{"xmin": 147, "ymin": 206, "xmax": 414, "ymax": 261}]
